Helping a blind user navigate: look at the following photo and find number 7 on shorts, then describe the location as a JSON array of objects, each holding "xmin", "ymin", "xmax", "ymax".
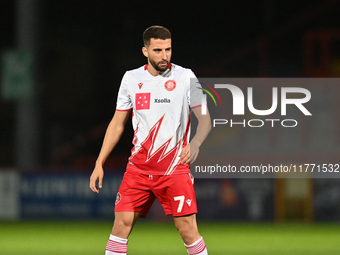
[{"xmin": 174, "ymin": 195, "xmax": 185, "ymax": 213}]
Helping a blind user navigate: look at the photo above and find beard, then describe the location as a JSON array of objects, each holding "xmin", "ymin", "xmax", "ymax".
[{"xmin": 149, "ymin": 58, "xmax": 169, "ymax": 72}]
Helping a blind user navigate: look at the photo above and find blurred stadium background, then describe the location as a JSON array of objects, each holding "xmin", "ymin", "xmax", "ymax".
[{"xmin": 1, "ymin": 0, "xmax": 340, "ymax": 254}]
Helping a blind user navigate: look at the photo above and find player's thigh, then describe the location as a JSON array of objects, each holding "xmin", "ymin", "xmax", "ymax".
[
  {"xmin": 113, "ymin": 211, "xmax": 141, "ymax": 227},
  {"xmin": 173, "ymin": 213, "xmax": 198, "ymax": 230},
  {"xmin": 112, "ymin": 211, "xmax": 141, "ymax": 238},
  {"xmin": 173, "ymin": 213, "xmax": 200, "ymax": 244}
]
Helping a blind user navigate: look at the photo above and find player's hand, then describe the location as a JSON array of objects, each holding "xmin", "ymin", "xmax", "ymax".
[
  {"xmin": 89, "ymin": 165, "xmax": 104, "ymax": 193},
  {"xmin": 179, "ymin": 141, "xmax": 199, "ymax": 165}
]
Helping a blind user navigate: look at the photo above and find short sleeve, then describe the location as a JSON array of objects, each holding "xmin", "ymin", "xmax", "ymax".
[
  {"xmin": 187, "ymin": 70, "xmax": 204, "ymax": 109},
  {"xmin": 116, "ymin": 72, "xmax": 133, "ymax": 111}
]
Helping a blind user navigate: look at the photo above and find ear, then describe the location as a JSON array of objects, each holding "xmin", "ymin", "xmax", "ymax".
[{"xmin": 142, "ymin": 47, "xmax": 148, "ymax": 58}]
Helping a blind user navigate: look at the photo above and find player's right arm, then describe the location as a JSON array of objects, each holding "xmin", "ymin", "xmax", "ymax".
[{"xmin": 89, "ymin": 109, "xmax": 131, "ymax": 193}]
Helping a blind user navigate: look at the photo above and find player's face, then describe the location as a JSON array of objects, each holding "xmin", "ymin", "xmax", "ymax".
[{"xmin": 143, "ymin": 38, "xmax": 172, "ymax": 75}]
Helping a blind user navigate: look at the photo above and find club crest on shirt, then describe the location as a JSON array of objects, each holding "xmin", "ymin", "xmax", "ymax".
[
  {"xmin": 115, "ymin": 192, "xmax": 121, "ymax": 205},
  {"xmin": 164, "ymin": 80, "xmax": 176, "ymax": 91}
]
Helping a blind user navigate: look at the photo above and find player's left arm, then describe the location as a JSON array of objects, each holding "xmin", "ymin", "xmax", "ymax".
[{"xmin": 179, "ymin": 107, "xmax": 211, "ymax": 165}]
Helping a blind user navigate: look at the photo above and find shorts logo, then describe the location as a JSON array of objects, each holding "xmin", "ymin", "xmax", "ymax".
[
  {"xmin": 186, "ymin": 199, "xmax": 192, "ymax": 207},
  {"xmin": 115, "ymin": 192, "xmax": 121, "ymax": 205},
  {"xmin": 189, "ymin": 173, "xmax": 194, "ymax": 185},
  {"xmin": 165, "ymin": 80, "xmax": 176, "ymax": 91}
]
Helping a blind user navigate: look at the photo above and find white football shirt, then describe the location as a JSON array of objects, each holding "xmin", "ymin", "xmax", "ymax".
[{"xmin": 116, "ymin": 63, "xmax": 202, "ymax": 175}]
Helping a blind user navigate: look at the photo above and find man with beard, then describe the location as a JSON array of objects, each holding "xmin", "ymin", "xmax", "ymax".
[{"xmin": 90, "ymin": 25, "xmax": 211, "ymax": 255}]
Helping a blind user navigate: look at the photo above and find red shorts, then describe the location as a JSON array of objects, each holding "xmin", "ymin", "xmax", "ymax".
[{"xmin": 114, "ymin": 172, "xmax": 197, "ymax": 218}]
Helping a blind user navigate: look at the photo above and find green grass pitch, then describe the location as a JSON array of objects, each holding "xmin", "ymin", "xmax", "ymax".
[{"xmin": 1, "ymin": 221, "xmax": 340, "ymax": 255}]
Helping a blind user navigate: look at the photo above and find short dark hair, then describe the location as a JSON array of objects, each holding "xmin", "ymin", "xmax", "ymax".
[{"xmin": 143, "ymin": 25, "xmax": 171, "ymax": 46}]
